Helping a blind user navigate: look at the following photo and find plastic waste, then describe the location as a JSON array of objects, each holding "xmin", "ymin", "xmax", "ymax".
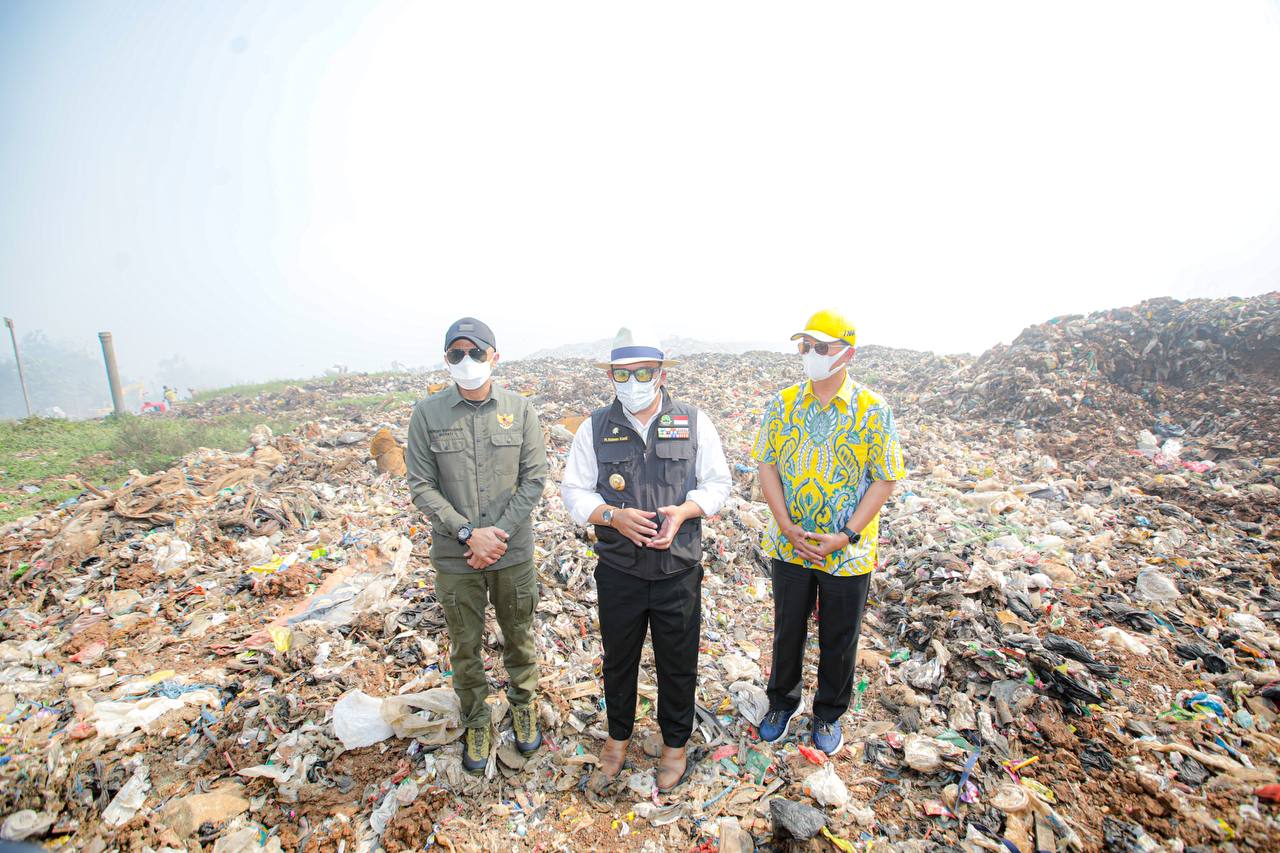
[
  {"xmin": 153, "ymin": 537, "xmax": 193, "ymax": 573},
  {"xmin": 769, "ymin": 798, "xmax": 826, "ymax": 840},
  {"xmin": 1136, "ymin": 430, "xmax": 1159, "ymax": 457},
  {"xmin": 903, "ymin": 734, "xmax": 942, "ymax": 772},
  {"xmin": 103, "ymin": 764, "xmax": 151, "ymax": 827},
  {"xmin": 332, "ymin": 690, "xmax": 394, "ymax": 749},
  {"xmin": 728, "ymin": 680, "xmax": 768, "ymax": 726},
  {"xmin": 381, "ymin": 688, "xmax": 462, "ymax": 745},
  {"xmin": 803, "ymin": 763, "xmax": 849, "ymax": 808},
  {"xmin": 1134, "ymin": 569, "xmax": 1180, "ymax": 603},
  {"xmin": 0, "ymin": 810, "xmax": 56, "ymax": 841},
  {"xmin": 92, "ymin": 689, "xmax": 218, "ymax": 737},
  {"xmin": 720, "ymin": 652, "xmax": 761, "ymax": 682},
  {"xmin": 1096, "ymin": 626, "xmax": 1150, "ymax": 656}
]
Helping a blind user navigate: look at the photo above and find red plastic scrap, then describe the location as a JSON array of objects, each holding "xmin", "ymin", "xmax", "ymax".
[
  {"xmin": 1257, "ymin": 784, "xmax": 1280, "ymax": 804},
  {"xmin": 798, "ymin": 744, "xmax": 828, "ymax": 766}
]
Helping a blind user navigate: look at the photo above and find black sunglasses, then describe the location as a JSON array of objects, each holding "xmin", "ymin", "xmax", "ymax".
[
  {"xmin": 610, "ymin": 366, "xmax": 658, "ymax": 383},
  {"xmin": 445, "ymin": 347, "xmax": 489, "ymax": 365},
  {"xmin": 797, "ymin": 340, "xmax": 848, "ymax": 356}
]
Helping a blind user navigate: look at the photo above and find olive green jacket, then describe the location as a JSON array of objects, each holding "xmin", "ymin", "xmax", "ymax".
[{"xmin": 406, "ymin": 383, "xmax": 548, "ymax": 573}]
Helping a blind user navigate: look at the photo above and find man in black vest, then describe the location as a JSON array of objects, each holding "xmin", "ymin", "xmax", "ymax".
[{"xmin": 561, "ymin": 329, "xmax": 731, "ymax": 792}]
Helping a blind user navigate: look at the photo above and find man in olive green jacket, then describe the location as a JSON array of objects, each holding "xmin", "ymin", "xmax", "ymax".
[{"xmin": 406, "ymin": 317, "xmax": 548, "ymax": 773}]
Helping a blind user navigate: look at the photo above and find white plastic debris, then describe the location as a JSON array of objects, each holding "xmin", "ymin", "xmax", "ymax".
[
  {"xmin": 153, "ymin": 538, "xmax": 193, "ymax": 573},
  {"xmin": 803, "ymin": 763, "xmax": 850, "ymax": 808},
  {"xmin": 1134, "ymin": 569, "xmax": 1181, "ymax": 604},
  {"xmin": 720, "ymin": 652, "xmax": 762, "ymax": 682},
  {"xmin": 381, "ymin": 688, "xmax": 462, "ymax": 745},
  {"xmin": 729, "ymin": 681, "xmax": 769, "ymax": 726},
  {"xmin": 1228, "ymin": 612, "xmax": 1267, "ymax": 633},
  {"xmin": 1097, "ymin": 626, "xmax": 1151, "ymax": 656},
  {"xmin": 1, "ymin": 809, "xmax": 56, "ymax": 841},
  {"xmin": 1137, "ymin": 430, "xmax": 1159, "ymax": 457},
  {"xmin": 92, "ymin": 690, "xmax": 217, "ymax": 737},
  {"xmin": 903, "ymin": 734, "xmax": 942, "ymax": 772},
  {"xmin": 332, "ymin": 690, "xmax": 394, "ymax": 749},
  {"xmin": 103, "ymin": 764, "xmax": 151, "ymax": 827}
]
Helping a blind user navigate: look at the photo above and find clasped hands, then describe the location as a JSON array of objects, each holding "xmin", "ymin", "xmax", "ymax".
[
  {"xmin": 465, "ymin": 526, "xmax": 509, "ymax": 569},
  {"xmin": 781, "ymin": 521, "xmax": 849, "ymax": 567},
  {"xmin": 610, "ymin": 505, "xmax": 688, "ymax": 550}
]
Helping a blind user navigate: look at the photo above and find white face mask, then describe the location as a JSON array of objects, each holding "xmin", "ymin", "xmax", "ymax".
[
  {"xmin": 447, "ymin": 355, "xmax": 492, "ymax": 390},
  {"xmin": 801, "ymin": 347, "xmax": 850, "ymax": 382},
  {"xmin": 614, "ymin": 377, "xmax": 660, "ymax": 414}
]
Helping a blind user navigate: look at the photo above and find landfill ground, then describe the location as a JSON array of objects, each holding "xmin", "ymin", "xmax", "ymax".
[{"xmin": 2, "ymin": 292, "xmax": 1279, "ymax": 852}]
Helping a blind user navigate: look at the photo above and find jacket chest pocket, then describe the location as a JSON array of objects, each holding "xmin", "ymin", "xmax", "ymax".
[
  {"xmin": 655, "ymin": 439, "xmax": 695, "ymax": 487},
  {"xmin": 490, "ymin": 431, "xmax": 523, "ymax": 475},
  {"xmin": 429, "ymin": 431, "xmax": 468, "ymax": 481},
  {"xmin": 597, "ymin": 441, "xmax": 640, "ymax": 504}
]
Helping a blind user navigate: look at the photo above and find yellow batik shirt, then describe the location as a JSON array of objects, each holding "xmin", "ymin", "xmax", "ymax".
[{"xmin": 751, "ymin": 375, "xmax": 905, "ymax": 576}]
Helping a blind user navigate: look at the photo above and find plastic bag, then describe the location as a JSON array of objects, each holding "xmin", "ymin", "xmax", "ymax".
[
  {"xmin": 1096, "ymin": 626, "xmax": 1150, "ymax": 656},
  {"xmin": 333, "ymin": 690, "xmax": 393, "ymax": 749},
  {"xmin": 103, "ymin": 764, "xmax": 151, "ymax": 827},
  {"xmin": 235, "ymin": 536, "xmax": 274, "ymax": 565},
  {"xmin": 153, "ymin": 538, "xmax": 193, "ymax": 574},
  {"xmin": 720, "ymin": 652, "xmax": 761, "ymax": 682},
  {"xmin": 1134, "ymin": 569, "xmax": 1180, "ymax": 604},
  {"xmin": 728, "ymin": 681, "xmax": 768, "ymax": 726},
  {"xmin": 960, "ymin": 560, "xmax": 1005, "ymax": 594},
  {"xmin": 93, "ymin": 689, "xmax": 217, "ymax": 737},
  {"xmin": 1136, "ymin": 430, "xmax": 1159, "ymax": 457},
  {"xmin": 381, "ymin": 688, "xmax": 461, "ymax": 745},
  {"xmin": 1, "ymin": 810, "xmax": 56, "ymax": 841},
  {"xmin": 903, "ymin": 734, "xmax": 942, "ymax": 772},
  {"xmin": 803, "ymin": 763, "xmax": 849, "ymax": 808}
]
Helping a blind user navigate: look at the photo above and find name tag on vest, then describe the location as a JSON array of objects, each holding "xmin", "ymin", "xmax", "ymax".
[{"xmin": 602, "ymin": 435, "xmax": 631, "ymax": 443}]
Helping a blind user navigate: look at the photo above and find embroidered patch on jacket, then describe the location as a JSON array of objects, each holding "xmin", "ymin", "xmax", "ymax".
[
  {"xmin": 657, "ymin": 427, "xmax": 690, "ymax": 439},
  {"xmin": 497, "ymin": 413, "xmax": 515, "ymax": 429}
]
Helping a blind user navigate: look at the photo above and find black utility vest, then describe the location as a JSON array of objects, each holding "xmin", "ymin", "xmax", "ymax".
[{"xmin": 591, "ymin": 392, "xmax": 702, "ymax": 579}]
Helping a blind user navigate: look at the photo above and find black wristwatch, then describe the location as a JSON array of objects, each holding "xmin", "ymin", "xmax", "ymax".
[
  {"xmin": 456, "ymin": 525, "xmax": 474, "ymax": 546},
  {"xmin": 839, "ymin": 525, "xmax": 861, "ymax": 546}
]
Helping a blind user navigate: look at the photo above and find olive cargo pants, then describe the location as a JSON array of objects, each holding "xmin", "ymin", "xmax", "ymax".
[{"xmin": 435, "ymin": 559, "xmax": 540, "ymax": 728}]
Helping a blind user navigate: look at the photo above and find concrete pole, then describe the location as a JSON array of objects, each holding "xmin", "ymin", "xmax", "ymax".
[
  {"xmin": 4, "ymin": 318, "xmax": 33, "ymax": 418},
  {"xmin": 98, "ymin": 332, "xmax": 126, "ymax": 416}
]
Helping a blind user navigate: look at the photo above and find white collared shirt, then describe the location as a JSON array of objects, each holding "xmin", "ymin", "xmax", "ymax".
[{"xmin": 561, "ymin": 406, "xmax": 732, "ymax": 525}]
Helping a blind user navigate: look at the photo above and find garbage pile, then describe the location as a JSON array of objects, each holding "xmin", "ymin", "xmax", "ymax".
[
  {"xmin": 1, "ymin": 295, "xmax": 1278, "ymax": 851},
  {"xmin": 920, "ymin": 293, "xmax": 1280, "ymax": 455}
]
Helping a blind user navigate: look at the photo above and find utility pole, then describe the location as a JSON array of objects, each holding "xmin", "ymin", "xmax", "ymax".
[
  {"xmin": 4, "ymin": 317, "xmax": 32, "ymax": 418},
  {"xmin": 98, "ymin": 331, "xmax": 126, "ymax": 416}
]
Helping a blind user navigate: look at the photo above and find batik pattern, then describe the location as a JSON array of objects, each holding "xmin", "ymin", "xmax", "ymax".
[{"xmin": 752, "ymin": 376, "xmax": 904, "ymax": 576}]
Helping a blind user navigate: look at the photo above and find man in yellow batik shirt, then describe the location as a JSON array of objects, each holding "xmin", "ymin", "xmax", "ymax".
[{"xmin": 752, "ymin": 309, "xmax": 905, "ymax": 756}]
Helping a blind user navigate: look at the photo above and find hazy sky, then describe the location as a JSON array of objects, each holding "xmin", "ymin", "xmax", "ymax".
[{"xmin": 2, "ymin": 1, "xmax": 1279, "ymax": 384}]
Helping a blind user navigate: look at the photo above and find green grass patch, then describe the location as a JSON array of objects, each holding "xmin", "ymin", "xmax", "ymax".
[
  {"xmin": 189, "ymin": 377, "xmax": 337, "ymax": 402},
  {"xmin": 0, "ymin": 412, "xmax": 297, "ymax": 524},
  {"xmin": 190, "ymin": 370, "xmax": 409, "ymax": 403},
  {"xmin": 328, "ymin": 391, "xmax": 418, "ymax": 411}
]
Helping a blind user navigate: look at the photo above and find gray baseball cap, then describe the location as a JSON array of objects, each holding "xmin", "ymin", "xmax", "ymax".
[{"xmin": 444, "ymin": 317, "xmax": 496, "ymax": 351}]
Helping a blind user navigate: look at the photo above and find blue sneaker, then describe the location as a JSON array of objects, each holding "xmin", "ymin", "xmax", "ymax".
[
  {"xmin": 758, "ymin": 705, "xmax": 799, "ymax": 743},
  {"xmin": 812, "ymin": 718, "xmax": 844, "ymax": 756}
]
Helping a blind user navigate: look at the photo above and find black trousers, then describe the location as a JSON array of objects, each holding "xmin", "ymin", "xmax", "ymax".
[
  {"xmin": 594, "ymin": 561, "xmax": 702, "ymax": 748},
  {"xmin": 767, "ymin": 559, "xmax": 871, "ymax": 723}
]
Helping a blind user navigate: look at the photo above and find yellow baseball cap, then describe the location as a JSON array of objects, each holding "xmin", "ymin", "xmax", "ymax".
[{"xmin": 790, "ymin": 309, "xmax": 857, "ymax": 347}]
